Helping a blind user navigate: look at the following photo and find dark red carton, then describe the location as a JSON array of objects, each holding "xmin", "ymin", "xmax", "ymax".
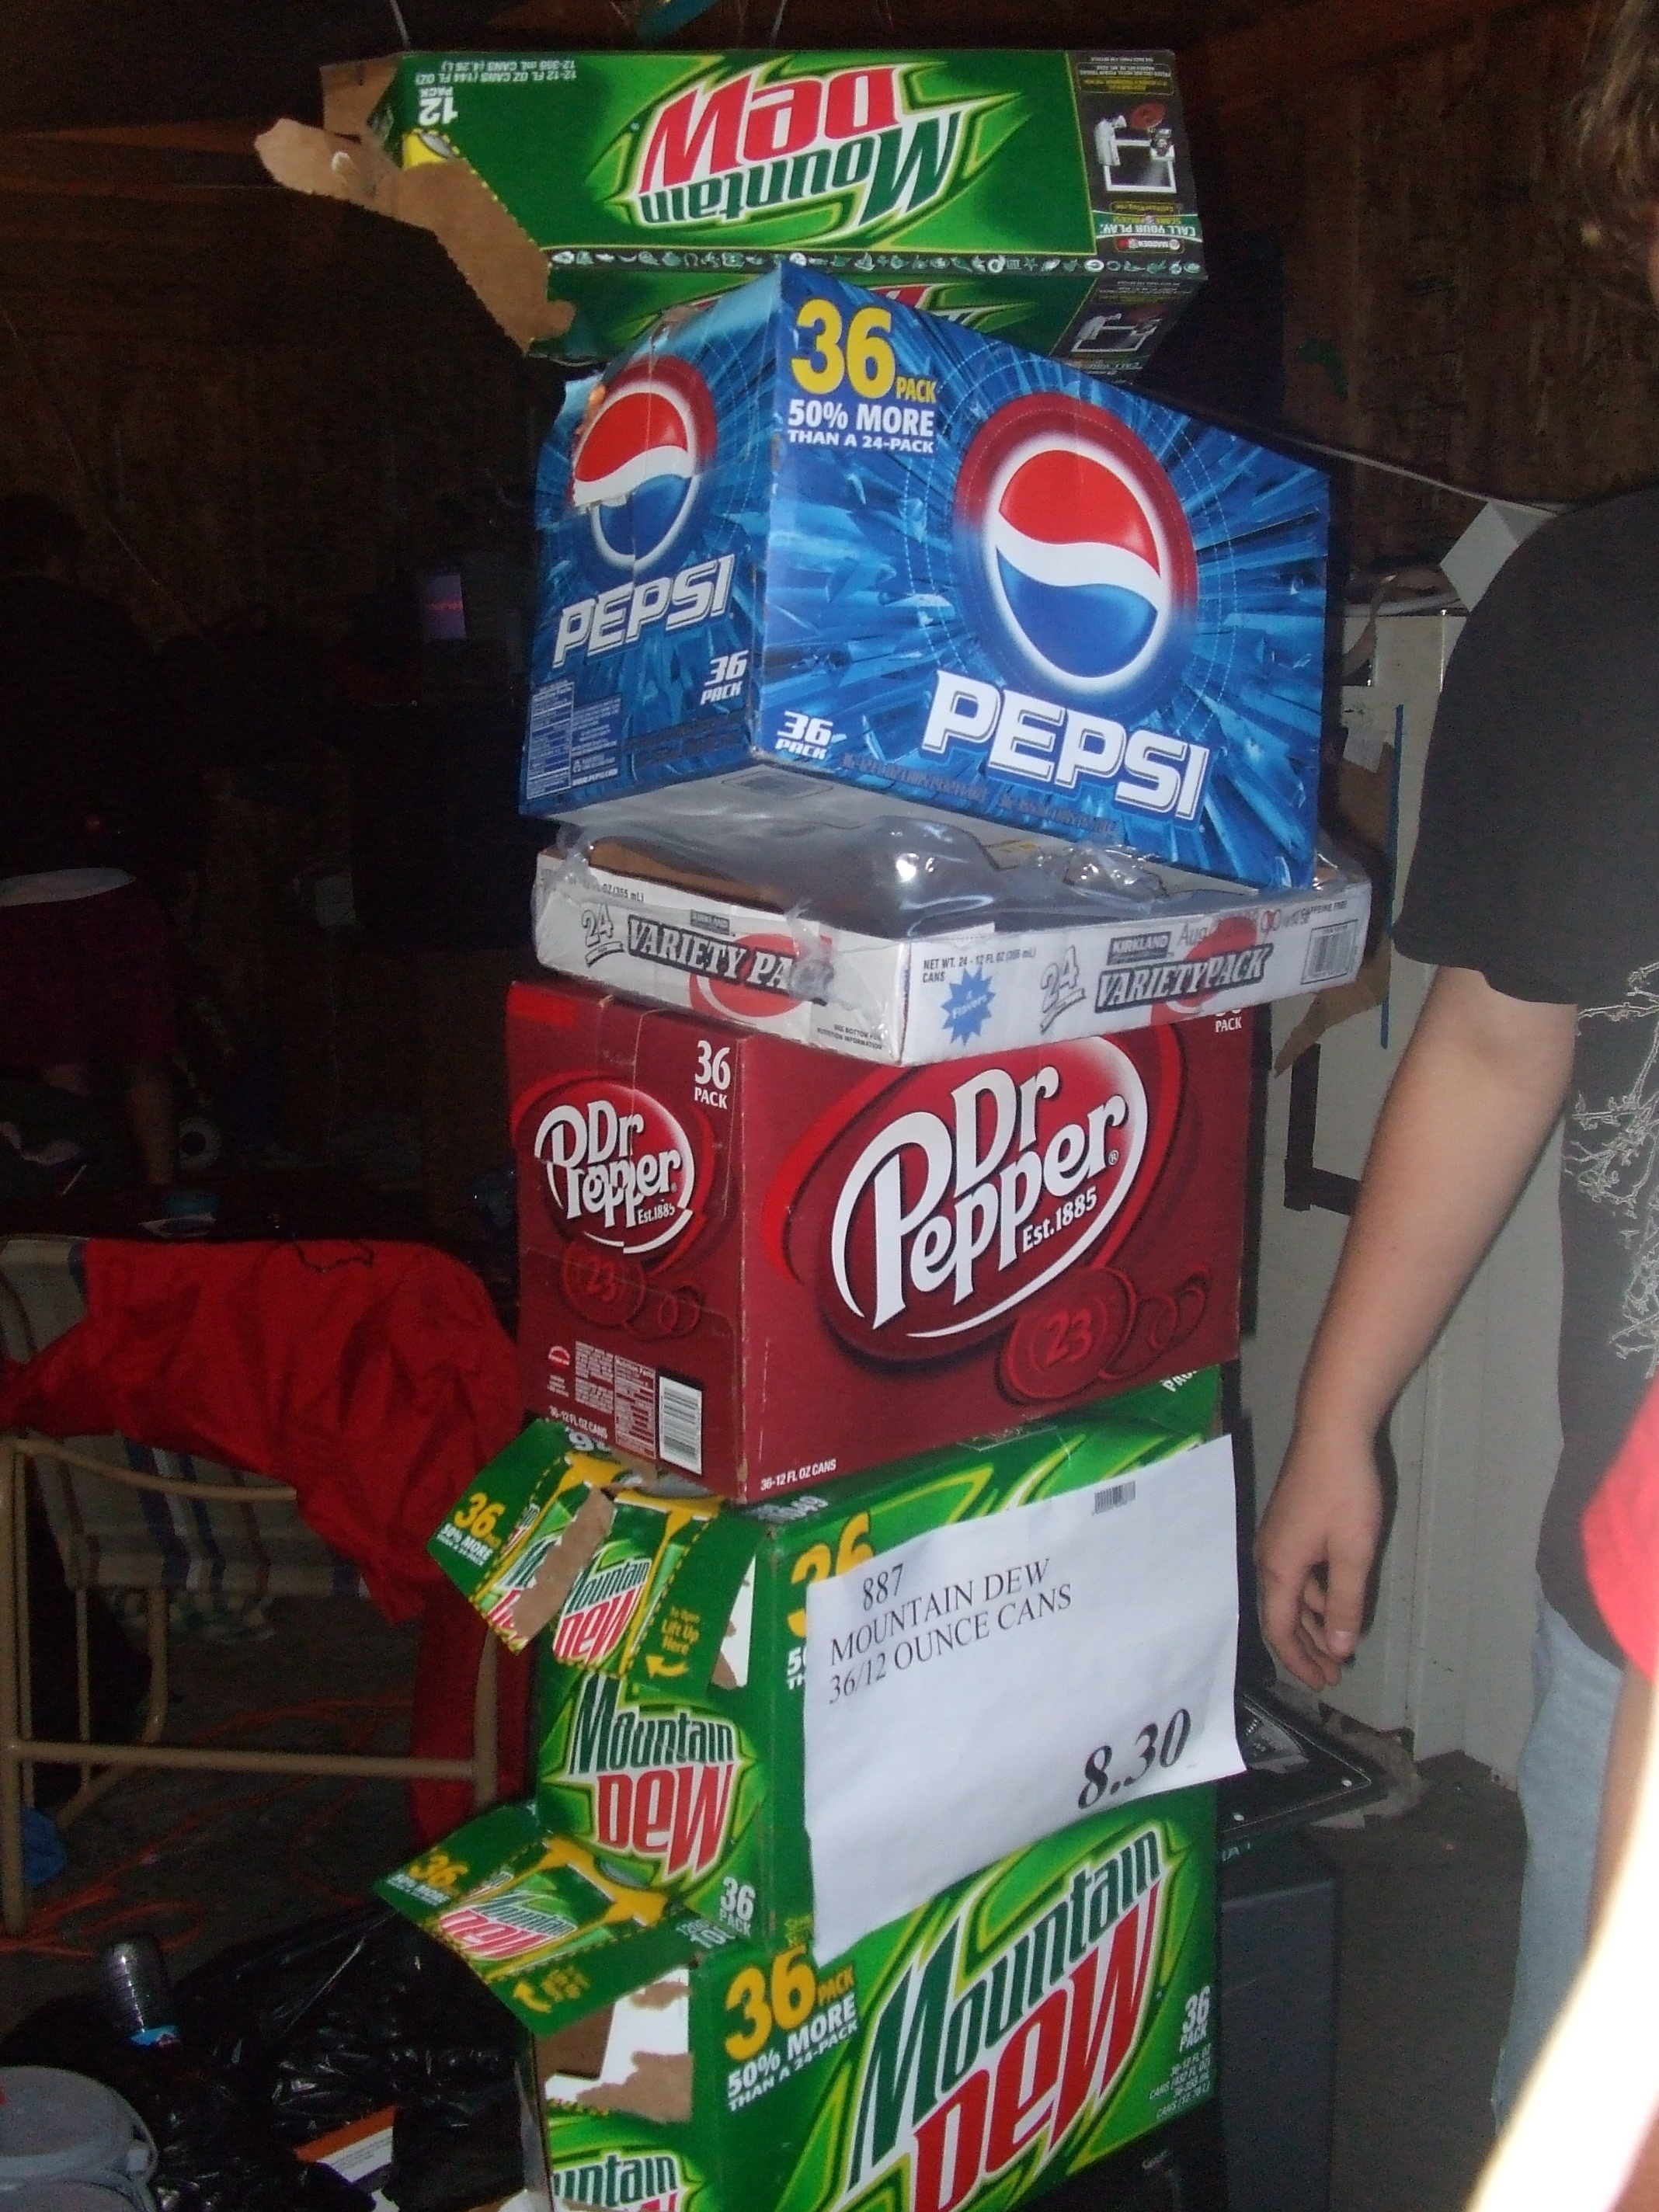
[{"xmin": 509, "ymin": 976, "xmax": 1250, "ymax": 1499}]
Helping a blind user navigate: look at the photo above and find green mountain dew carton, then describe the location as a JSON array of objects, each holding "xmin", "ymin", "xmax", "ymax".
[
  {"xmin": 378, "ymin": 1798, "xmax": 738, "ymax": 2029},
  {"xmin": 424, "ymin": 1372, "xmax": 1235, "ymax": 1957},
  {"xmin": 430, "ymin": 1419, "xmax": 729, "ymax": 1656},
  {"xmin": 360, "ymin": 50, "xmax": 1203, "ymax": 370},
  {"xmin": 520, "ymin": 1785, "xmax": 1217, "ymax": 2212}
]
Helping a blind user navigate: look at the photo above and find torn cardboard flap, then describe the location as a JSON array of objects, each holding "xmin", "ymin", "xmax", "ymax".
[
  {"xmin": 509, "ymin": 1485, "xmax": 616, "ymax": 1650},
  {"xmin": 377, "ymin": 1800, "xmax": 732, "ymax": 2033},
  {"xmin": 255, "ymin": 103, "xmax": 574, "ymax": 353},
  {"xmin": 433, "ymin": 1419, "xmax": 760, "ymax": 1683},
  {"xmin": 619, "ymin": 1506, "xmax": 763, "ymax": 1704},
  {"xmin": 321, "ymin": 56, "xmax": 400, "ymax": 138},
  {"xmin": 543, "ymin": 1973, "xmax": 694, "ymax": 2123},
  {"xmin": 429, "ymin": 1424, "xmax": 629, "ymax": 1654}
]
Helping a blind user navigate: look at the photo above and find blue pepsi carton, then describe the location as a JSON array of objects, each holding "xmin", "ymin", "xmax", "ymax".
[{"xmin": 526, "ymin": 266, "xmax": 1329, "ymax": 888}]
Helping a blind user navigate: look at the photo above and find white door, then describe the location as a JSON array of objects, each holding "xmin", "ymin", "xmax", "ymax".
[{"xmin": 1242, "ymin": 609, "xmax": 1561, "ymax": 1776}]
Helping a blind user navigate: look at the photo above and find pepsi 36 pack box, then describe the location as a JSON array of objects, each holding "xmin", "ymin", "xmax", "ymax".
[
  {"xmin": 508, "ymin": 972, "xmax": 1250, "ymax": 1498},
  {"xmin": 526, "ymin": 265, "xmax": 1329, "ymax": 888}
]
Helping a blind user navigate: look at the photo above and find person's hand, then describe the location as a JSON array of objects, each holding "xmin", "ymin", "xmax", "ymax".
[{"xmin": 1254, "ymin": 1425, "xmax": 1385, "ymax": 1689}]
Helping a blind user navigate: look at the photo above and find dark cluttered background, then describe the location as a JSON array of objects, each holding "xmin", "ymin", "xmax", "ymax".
[{"xmin": 0, "ymin": 0, "xmax": 1652, "ymax": 1239}]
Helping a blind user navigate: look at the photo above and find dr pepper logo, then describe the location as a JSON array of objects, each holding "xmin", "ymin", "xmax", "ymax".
[
  {"xmin": 764, "ymin": 1032, "xmax": 1184, "ymax": 1379},
  {"xmin": 523, "ymin": 1077, "xmax": 708, "ymax": 1258}
]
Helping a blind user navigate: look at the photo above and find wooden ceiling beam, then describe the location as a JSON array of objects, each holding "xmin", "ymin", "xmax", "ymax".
[
  {"xmin": 0, "ymin": 131, "xmax": 269, "ymax": 197},
  {"xmin": 31, "ymin": 120, "xmax": 267, "ymax": 155},
  {"xmin": 1187, "ymin": 0, "xmax": 1560, "ymax": 115}
]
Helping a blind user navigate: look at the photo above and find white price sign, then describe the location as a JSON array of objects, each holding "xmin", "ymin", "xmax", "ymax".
[{"xmin": 803, "ymin": 1435, "xmax": 1242, "ymax": 1960}]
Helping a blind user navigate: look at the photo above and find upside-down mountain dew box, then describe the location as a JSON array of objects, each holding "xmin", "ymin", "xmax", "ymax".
[
  {"xmin": 350, "ymin": 50, "xmax": 1202, "ymax": 372},
  {"xmin": 521, "ymin": 1786, "xmax": 1218, "ymax": 2212},
  {"xmin": 527, "ymin": 264, "xmax": 1327, "ymax": 886},
  {"xmin": 421, "ymin": 1372, "xmax": 1240, "ymax": 1963}
]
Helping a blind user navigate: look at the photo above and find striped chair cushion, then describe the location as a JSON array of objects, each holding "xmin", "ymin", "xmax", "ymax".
[{"xmin": 2, "ymin": 1234, "xmax": 364, "ymax": 1600}]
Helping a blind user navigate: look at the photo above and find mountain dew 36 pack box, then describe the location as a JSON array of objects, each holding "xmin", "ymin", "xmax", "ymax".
[
  {"xmin": 356, "ymin": 50, "xmax": 1203, "ymax": 371},
  {"xmin": 527, "ymin": 265, "xmax": 1328, "ymax": 887},
  {"xmin": 516, "ymin": 1786, "xmax": 1217, "ymax": 2212},
  {"xmin": 401, "ymin": 1372, "xmax": 1238, "ymax": 1982}
]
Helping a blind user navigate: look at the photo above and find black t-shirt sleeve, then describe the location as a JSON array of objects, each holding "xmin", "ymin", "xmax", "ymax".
[
  {"xmin": 1395, "ymin": 537, "xmax": 1581, "ymax": 1002},
  {"xmin": 1394, "ymin": 494, "xmax": 1659, "ymax": 1008}
]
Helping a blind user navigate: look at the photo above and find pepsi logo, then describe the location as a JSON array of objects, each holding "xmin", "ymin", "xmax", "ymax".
[
  {"xmin": 569, "ymin": 357, "xmax": 718, "ymax": 575},
  {"xmin": 955, "ymin": 395, "xmax": 1198, "ymax": 711}
]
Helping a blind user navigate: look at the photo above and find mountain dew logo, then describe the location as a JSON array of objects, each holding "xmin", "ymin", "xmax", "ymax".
[
  {"xmin": 849, "ymin": 1825, "xmax": 1166, "ymax": 2212},
  {"xmin": 569, "ymin": 1672, "xmax": 741, "ymax": 1880},
  {"xmin": 550, "ymin": 2151, "xmax": 686, "ymax": 2210},
  {"xmin": 552, "ymin": 1552, "xmax": 653, "ymax": 1665},
  {"xmin": 624, "ymin": 62, "xmax": 993, "ymax": 235}
]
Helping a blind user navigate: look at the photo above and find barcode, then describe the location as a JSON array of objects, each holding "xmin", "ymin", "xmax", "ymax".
[
  {"xmin": 657, "ymin": 1374, "xmax": 704, "ymax": 1476},
  {"xmin": 1302, "ymin": 920, "xmax": 1360, "ymax": 985},
  {"xmin": 1094, "ymin": 1480, "xmax": 1137, "ymax": 1515}
]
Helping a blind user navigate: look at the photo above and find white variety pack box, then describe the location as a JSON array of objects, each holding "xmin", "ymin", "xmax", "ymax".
[{"xmin": 532, "ymin": 784, "xmax": 1369, "ymax": 1066}]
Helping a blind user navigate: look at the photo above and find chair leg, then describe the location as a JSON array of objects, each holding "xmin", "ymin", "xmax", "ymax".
[
  {"xmin": 15, "ymin": 1467, "xmax": 31, "ymax": 1813},
  {"xmin": 56, "ymin": 1588, "xmax": 170, "ymax": 1832},
  {"xmin": 74, "ymin": 1588, "xmax": 91, "ymax": 1797},
  {"xmin": 0, "ymin": 1443, "xmax": 29, "ymax": 1936},
  {"xmin": 142, "ymin": 1588, "xmax": 169, "ymax": 1744},
  {"xmin": 472, "ymin": 1628, "xmax": 499, "ymax": 1810}
]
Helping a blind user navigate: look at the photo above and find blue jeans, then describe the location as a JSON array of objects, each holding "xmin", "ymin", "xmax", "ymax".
[{"xmin": 1490, "ymin": 1590, "xmax": 1623, "ymax": 2123}]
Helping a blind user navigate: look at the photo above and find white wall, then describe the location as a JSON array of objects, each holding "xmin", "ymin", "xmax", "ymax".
[{"xmin": 1242, "ymin": 610, "xmax": 1560, "ymax": 1778}]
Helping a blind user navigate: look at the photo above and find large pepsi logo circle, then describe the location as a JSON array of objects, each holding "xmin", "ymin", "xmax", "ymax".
[
  {"xmin": 568, "ymin": 357, "xmax": 718, "ymax": 575},
  {"xmin": 954, "ymin": 395, "xmax": 1198, "ymax": 710}
]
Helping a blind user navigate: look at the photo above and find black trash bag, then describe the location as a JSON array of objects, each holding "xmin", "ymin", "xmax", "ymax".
[
  {"xmin": 388, "ymin": 2073, "xmax": 524, "ymax": 2212},
  {"xmin": 174, "ymin": 1903, "xmax": 522, "ymax": 2155},
  {"xmin": 0, "ymin": 1995, "xmax": 368, "ymax": 2210},
  {"xmin": 0, "ymin": 1907, "xmax": 525, "ymax": 2210}
]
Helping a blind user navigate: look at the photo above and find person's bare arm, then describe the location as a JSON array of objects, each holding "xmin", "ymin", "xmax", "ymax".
[{"xmin": 1255, "ymin": 965, "xmax": 1577, "ymax": 1688}]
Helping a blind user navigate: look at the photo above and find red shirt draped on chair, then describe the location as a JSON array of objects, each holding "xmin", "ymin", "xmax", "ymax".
[{"xmin": 0, "ymin": 1237, "xmax": 530, "ymax": 1842}]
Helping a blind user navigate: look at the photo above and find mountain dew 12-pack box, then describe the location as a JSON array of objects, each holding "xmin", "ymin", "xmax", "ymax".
[
  {"xmin": 517, "ymin": 1786, "xmax": 1217, "ymax": 2212},
  {"xmin": 527, "ymin": 263, "xmax": 1327, "ymax": 886},
  {"xmin": 355, "ymin": 49, "xmax": 1204, "ymax": 371}
]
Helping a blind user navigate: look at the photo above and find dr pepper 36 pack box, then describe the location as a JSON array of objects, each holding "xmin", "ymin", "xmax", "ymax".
[
  {"xmin": 509, "ymin": 973, "xmax": 1249, "ymax": 1497},
  {"xmin": 527, "ymin": 264, "xmax": 1328, "ymax": 888}
]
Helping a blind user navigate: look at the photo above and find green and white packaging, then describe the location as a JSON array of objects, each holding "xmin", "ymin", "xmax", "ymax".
[
  {"xmin": 267, "ymin": 50, "xmax": 1204, "ymax": 372},
  {"xmin": 520, "ymin": 1786, "xmax": 1217, "ymax": 2212},
  {"xmin": 421, "ymin": 1372, "xmax": 1233, "ymax": 1953}
]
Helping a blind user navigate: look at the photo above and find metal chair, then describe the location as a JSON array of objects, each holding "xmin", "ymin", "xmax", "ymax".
[{"xmin": 0, "ymin": 1234, "xmax": 498, "ymax": 1935}]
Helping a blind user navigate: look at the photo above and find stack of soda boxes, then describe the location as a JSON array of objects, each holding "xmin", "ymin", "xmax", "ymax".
[{"xmin": 363, "ymin": 48, "xmax": 1357, "ymax": 2212}]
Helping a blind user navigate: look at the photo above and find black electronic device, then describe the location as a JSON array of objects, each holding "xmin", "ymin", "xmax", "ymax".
[{"xmin": 1219, "ymin": 1833, "xmax": 1339, "ymax": 2212}]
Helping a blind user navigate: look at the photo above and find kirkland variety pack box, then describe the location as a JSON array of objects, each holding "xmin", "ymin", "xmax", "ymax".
[
  {"xmin": 263, "ymin": 50, "xmax": 1204, "ymax": 372},
  {"xmin": 524, "ymin": 265, "xmax": 1327, "ymax": 887},
  {"xmin": 532, "ymin": 788, "xmax": 1371, "ymax": 1064},
  {"xmin": 513, "ymin": 1789, "xmax": 1218, "ymax": 2212},
  {"xmin": 506, "ymin": 973, "xmax": 1251, "ymax": 1496}
]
